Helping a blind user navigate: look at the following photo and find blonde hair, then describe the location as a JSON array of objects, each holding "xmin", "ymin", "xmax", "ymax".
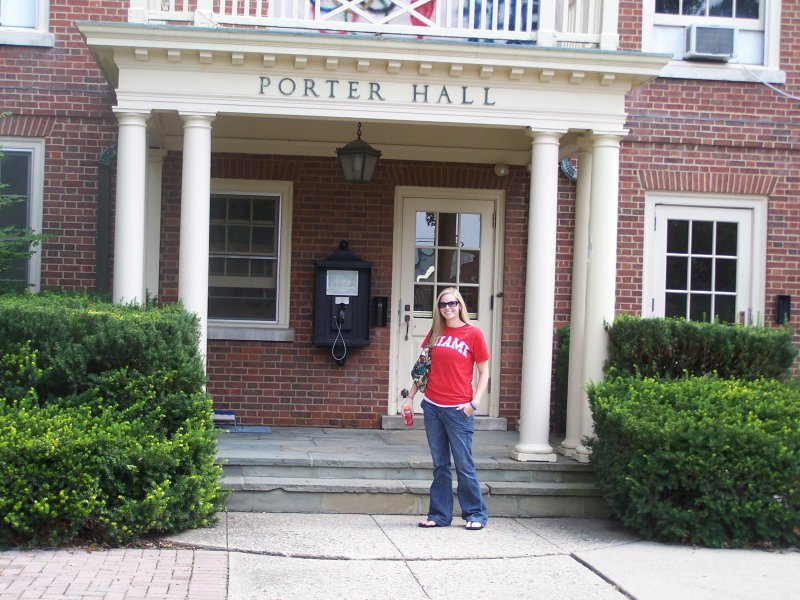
[{"xmin": 428, "ymin": 287, "xmax": 471, "ymax": 347}]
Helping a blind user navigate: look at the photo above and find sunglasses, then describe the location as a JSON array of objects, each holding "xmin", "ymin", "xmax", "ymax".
[{"xmin": 438, "ymin": 300, "xmax": 459, "ymax": 309}]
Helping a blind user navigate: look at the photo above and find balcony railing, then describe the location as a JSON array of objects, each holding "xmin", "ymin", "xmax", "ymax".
[{"xmin": 128, "ymin": 0, "xmax": 619, "ymax": 49}]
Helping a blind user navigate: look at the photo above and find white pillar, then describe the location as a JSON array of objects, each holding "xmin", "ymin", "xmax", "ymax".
[
  {"xmin": 574, "ymin": 132, "xmax": 625, "ymax": 462},
  {"xmin": 512, "ymin": 129, "xmax": 563, "ymax": 463},
  {"xmin": 112, "ymin": 110, "xmax": 148, "ymax": 305},
  {"xmin": 558, "ymin": 139, "xmax": 593, "ymax": 457},
  {"xmin": 178, "ymin": 113, "xmax": 215, "ymax": 360},
  {"xmin": 145, "ymin": 148, "xmax": 167, "ymax": 301}
]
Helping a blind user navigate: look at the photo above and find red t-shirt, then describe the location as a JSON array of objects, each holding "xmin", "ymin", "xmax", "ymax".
[{"xmin": 422, "ymin": 324, "xmax": 490, "ymax": 406}]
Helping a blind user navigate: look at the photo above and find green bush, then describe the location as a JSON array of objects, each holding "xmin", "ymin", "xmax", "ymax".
[
  {"xmin": 0, "ymin": 293, "xmax": 205, "ymax": 400},
  {"xmin": 604, "ymin": 315, "xmax": 797, "ymax": 380},
  {"xmin": 0, "ymin": 295, "xmax": 225, "ymax": 548},
  {"xmin": 588, "ymin": 375, "xmax": 800, "ymax": 547},
  {"xmin": 552, "ymin": 325, "xmax": 570, "ymax": 434}
]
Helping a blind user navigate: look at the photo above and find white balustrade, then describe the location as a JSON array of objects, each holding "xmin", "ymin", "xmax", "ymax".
[{"xmin": 129, "ymin": 0, "xmax": 616, "ymax": 48}]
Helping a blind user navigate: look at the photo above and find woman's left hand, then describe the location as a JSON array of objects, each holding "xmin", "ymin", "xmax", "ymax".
[{"xmin": 460, "ymin": 402, "xmax": 477, "ymax": 416}]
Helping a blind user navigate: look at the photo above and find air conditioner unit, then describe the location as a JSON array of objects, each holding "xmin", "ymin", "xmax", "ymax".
[{"xmin": 684, "ymin": 24, "xmax": 735, "ymax": 61}]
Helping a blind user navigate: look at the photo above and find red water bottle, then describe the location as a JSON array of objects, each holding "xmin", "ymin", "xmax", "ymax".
[{"xmin": 401, "ymin": 389, "xmax": 414, "ymax": 427}]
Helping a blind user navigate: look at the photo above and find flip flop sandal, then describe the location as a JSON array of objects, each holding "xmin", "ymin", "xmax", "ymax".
[
  {"xmin": 465, "ymin": 522, "xmax": 485, "ymax": 530},
  {"xmin": 418, "ymin": 520, "xmax": 441, "ymax": 528}
]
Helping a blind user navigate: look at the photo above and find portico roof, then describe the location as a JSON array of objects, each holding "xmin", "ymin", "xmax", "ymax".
[{"xmin": 78, "ymin": 20, "xmax": 670, "ymax": 164}]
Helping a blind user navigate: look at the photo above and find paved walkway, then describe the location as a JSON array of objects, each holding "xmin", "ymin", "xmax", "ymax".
[{"xmin": 2, "ymin": 512, "xmax": 798, "ymax": 599}]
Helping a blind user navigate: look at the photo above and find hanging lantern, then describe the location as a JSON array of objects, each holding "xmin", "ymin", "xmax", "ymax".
[{"xmin": 336, "ymin": 122, "xmax": 382, "ymax": 184}]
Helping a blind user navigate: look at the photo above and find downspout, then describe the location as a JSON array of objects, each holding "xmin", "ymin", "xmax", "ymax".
[{"xmin": 95, "ymin": 144, "xmax": 117, "ymax": 294}]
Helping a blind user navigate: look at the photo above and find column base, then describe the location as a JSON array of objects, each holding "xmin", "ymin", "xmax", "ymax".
[
  {"xmin": 572, "ymin": 444, "xmax": 592, "ymax": 463},
  {"xmin": 511, "ymin": 444, "xmax": 557, "ymax": 463},
  {"xmin": 557, "ymin": 438, "xmax": 580, "ymax": 458}
]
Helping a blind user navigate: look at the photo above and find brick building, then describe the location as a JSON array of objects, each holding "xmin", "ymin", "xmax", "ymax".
[{"xmin": 1, "ymin": 1, "xmax": 797, "ymax": 462}]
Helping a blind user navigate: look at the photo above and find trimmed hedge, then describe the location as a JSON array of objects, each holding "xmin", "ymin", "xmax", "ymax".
[
  {"xmin": 604, "ymin": 315, "xmax": 797, "ymax": 380},
  {"xmin": 588, "ymin": 375, "xmax": 800, "ymax": 548},
  {"xmin": 0, "ymin": 294, "xmax": 225, "ymax": 548}
]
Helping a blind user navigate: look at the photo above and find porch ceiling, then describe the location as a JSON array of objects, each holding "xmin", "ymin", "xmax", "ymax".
[{"xmin": 152, "ymin": 113, "xmax": 536, "ymax": 166}]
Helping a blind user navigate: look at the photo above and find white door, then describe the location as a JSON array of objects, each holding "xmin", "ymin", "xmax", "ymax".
[
  {"xmin": 393, "ymin": 191, "xmax": 500, "ymax": 416},
  {"xmin": 649, "ymin": 204, "xmax": 754, "ymax": 324}
]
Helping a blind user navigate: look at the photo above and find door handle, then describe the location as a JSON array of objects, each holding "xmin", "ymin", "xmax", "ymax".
[{"xmin": 404, "ymin": 314, "xmax": 410, "ymax": 340}]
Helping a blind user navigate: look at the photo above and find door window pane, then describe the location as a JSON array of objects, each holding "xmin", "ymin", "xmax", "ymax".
[
  {"xmin": 438, "ymin": 213, "xmax": 458, "ymax": 247},
  {"xmin": 437, "ymin": 248, "xmax": 458, "ymax": 283},
  {"xmin": 411, "ymin": 210, "xmax": 482, "ymax": 319},
  {"xmin": 416, "ymin": 211, "xmax": 435, "ymax": 247},
  {"xmin": 667, "ymin": 220, "xmax": 689, "ymax": 253},
  {"xmin": 716, "ymin": 222, "xmax": 738, "ymax": 255},
  {"xmin": 666, "ymin": 256, "xmax": 687, "ymax": 290},
  {"xmin": 691, "ymin": 221, "xmax": 713, "ymax": 254},
  {"xmin": 714, "ymin": 295, "xmax": 736, "ymax": 323},
  {"xmin": 460, "ymin": 214, "xmax": 481, "ymax": 248},
  {"xmin": 690, "ymin": 294, "xmax": 712, "ymax": 321},
  {"xmin": 666, "ymin": 292, "xmax": 687, "ymax": 318},
  {"xmin": 460, "ymin": 251, "xmax": 480, "ymax": 284},
  {"xmin": 415, "ymin": 248, "xmax": 435, "ymax": 281},
  {"xmin": 715, "ymin": 258, "xmax": 737, "ymax": 292},
  {"xmin": 690, "ymin": 257, "xmax": 713, "ymax": 291}
]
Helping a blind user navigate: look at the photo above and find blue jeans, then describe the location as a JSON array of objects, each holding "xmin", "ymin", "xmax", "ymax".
[{"xmin": 422, "ymin": 400, "xmax": 488, "ymax": 526}]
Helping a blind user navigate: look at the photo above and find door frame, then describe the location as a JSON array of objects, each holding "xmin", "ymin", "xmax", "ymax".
[
  {"xmin": 642, "ymin": 192, "xmax": 767, "ymax": 324},
  {"xmin": 389, "ymin": 186, "xmax": 505, "ymax": 416}
]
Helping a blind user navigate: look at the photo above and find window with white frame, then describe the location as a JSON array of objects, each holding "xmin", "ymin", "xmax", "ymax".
[
  {"xmin": 0, "ymin": 0, "xmax": 54, "ymax": 47},
  {"xmin": 643, "ymin": 195, "xmax": 766, "ymax": 325},
  {"xmin": 643, "ymin": 0, "xmax": 784, "ymax": 82},
  {"xmin": 0, "ymin": 138, "xmax": 45, "ymax": 292},
  {"xmin": 207, "ymin": 180, "xmax": 293, "ymax": 339}
]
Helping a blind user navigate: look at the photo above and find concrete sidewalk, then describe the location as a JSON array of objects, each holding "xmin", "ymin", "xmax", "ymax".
[{"xmin": 4, "ymin": 512, "xmax": 796, "ymax": 599}]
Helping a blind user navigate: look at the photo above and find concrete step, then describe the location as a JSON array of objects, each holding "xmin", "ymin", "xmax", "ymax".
[
  {"xmin": 221, "ymin": 459, "xmax": 595, "ymax": 484},
  {"xmin": 215, "ymin": 427, "xmax": 601, "ymax": 518},
  {"xmin": 222, "ymin": 476, "xmax": 603, "ymax": 517}
]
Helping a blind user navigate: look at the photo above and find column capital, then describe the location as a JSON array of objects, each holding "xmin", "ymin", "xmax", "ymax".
[
  {"xmin": 147, "ymin": 148, "xmax": 168, "ymax": 163},
  {"xmin": 113, "ymin": 109, "xmax": 150, "ymax": 126},
  {"xmin": 589, "ymin": 130, "xmax": 628, "ymax": 145},
  {"xmin": 526, "ymin": 127, "xmax": 566, "ymax": 142},
  {"xmin": 180, "ymin": 112, "xmax": 216, "ymax": 127}
]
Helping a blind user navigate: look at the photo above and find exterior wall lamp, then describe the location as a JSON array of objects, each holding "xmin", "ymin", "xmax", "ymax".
[{"xmin": 336, "ymin": 122, "xmax": 382, "ymax": 183}]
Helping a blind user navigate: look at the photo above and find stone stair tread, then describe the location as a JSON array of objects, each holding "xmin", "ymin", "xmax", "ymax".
[{"xmin": 224, "ymin": 475, "xmax": 599, "ymax": 497}]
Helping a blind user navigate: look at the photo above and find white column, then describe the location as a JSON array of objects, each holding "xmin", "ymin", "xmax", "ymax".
[
  {"xmin": 145, "ymin": 148, "xmax": 167, "ymax": 301},
  {"xmin": 558, "ymin": 139, "xmax": 593, "ymax": 457},
  {"xmin": 575, "ymin": 132, "xmax": 625, "ymax": 463},
  {"xmin": 178, "ymin": 113, "xmax": 215, "ymax": 360},
  {"xmin": 112, "ymin": 110, "xmax": 149, "ymax": 305},
  {"xmin": 512, "ymin": 129, "xmax": 563, "ymax": 463}
]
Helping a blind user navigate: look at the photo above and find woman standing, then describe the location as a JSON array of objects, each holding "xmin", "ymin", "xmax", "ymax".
[{"xmin": 402, "ymin": 287, "xmax": 490, "ymax": 530}]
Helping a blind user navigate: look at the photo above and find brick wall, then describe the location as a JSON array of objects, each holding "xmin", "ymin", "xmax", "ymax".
[
  {"xmin": 617, "ymin": 1, "xmax": 800, "ymax": 352},
  {"xmin": 3, "ymin": 2, "xmax": 798, "ymax": 427},
  {"xmin": 0, "ymin": 1, "xmax": 126, "ymax": 291},
  {"xmin": 158, "ymin": 154, "xmax": 533, "ymax": 427}
]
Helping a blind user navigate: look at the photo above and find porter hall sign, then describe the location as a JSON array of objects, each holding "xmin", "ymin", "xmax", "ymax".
[{"xmin": 258, "ymin": 76, "xmax": 497, "ymax": 106}]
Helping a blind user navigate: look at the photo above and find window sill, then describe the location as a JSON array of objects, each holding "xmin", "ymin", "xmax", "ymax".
[
  {"xmin": 0, "ymin": 30, "xmax": 55, "ymax": 47},
  {"xmin": 660, "ymin": 61, "xmax": 786, "ymax": 84},
  {"xmin": 208, "ymin": 321, "xmax": 295, "ymax": 342}
]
